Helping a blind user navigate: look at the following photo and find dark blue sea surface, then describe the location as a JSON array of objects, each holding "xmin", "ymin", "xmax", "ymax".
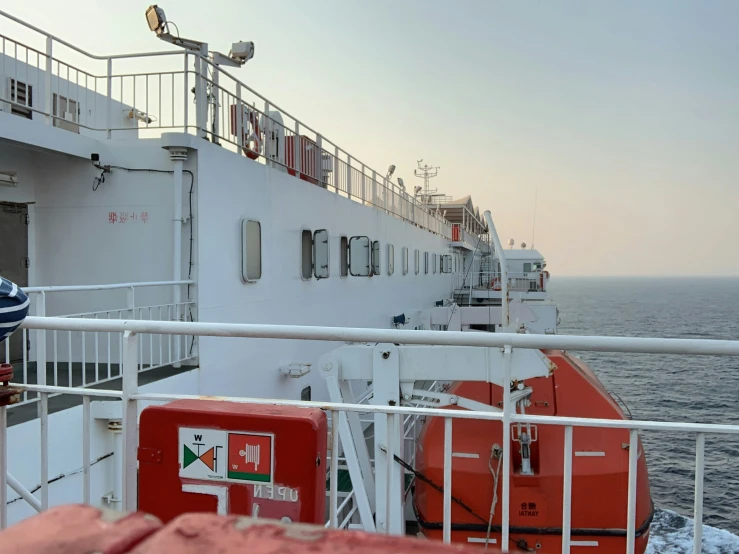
[{"xmin": 548, "ymin": 277, "xmax": 739, "ymax": 551}]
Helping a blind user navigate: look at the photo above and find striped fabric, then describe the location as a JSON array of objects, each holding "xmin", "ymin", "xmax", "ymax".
[{"xmin": 0, "ymin": 276, "xmax": 29, "ymax": 344}]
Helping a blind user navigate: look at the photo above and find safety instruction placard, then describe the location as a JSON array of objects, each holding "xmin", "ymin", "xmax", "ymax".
[{"xmin": 178, "ymin": 427, "xmax": 274, "ymax": 485}]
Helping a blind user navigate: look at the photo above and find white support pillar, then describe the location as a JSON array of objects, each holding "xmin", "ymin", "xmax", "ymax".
[
  {"xmin": 371, "ymin": 344, "xmax": 403, "ymax": 535},
  {"xmin": 44, "ymin": 37, "xmax": 52, "ymax": 126},
  {"xmin": 121, "ymin": 331, "xmax": 139, "ymax": 512},
  {"xmin": 167, "ymin": 147, "xmax": 188, "ymax": 367}
]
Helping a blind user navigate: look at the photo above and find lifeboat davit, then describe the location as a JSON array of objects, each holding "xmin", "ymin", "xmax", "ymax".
[{"xmin": 413, "ymin": 350, "xmax": 654, "ymax": 553}]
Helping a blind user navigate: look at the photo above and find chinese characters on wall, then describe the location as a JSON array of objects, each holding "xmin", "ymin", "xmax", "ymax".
[{"xmin": 108, "ymin": 211, "xmax": 149, "ymax": 224}]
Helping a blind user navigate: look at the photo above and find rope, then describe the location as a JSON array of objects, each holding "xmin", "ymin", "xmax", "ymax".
[{"xmin": 485, "ymin": 444, "xmax": 503, "ymax": 550}]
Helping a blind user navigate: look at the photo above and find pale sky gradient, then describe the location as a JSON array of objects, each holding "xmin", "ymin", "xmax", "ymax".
[{"xmin": 6, "ymin": 1, "xmax": 739, "ymax": 276}]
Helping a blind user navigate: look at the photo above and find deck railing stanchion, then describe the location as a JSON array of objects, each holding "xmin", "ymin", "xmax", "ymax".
[
  {"xmin": 121, "ymin": 330, "xmax": 139, "ymax": 512},
  {"xmin": 443, "ymin": 416, "xmax": 453, "ymax": 544},
  {"xmin": 693, "ymin": 433, "xmax": 705, "ymax": 554}
]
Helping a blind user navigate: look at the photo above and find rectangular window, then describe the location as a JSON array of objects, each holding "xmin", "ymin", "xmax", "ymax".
[
  {"xmin": 241, "ymin": 219, "xmax": 262, "ymax": 282},
  {"xmin": 387, "ymin": 244, "xmax": 395, "ymax": 275},
  {"xmin": 402, "ymin": 247, "xmax": 408, "ymax": 275},
  {"xmin": 371, "ymin": 240, "xmax": 381, "ymax": 276},
  {"xmin": 441, "ymin": 255, "xmax": 452, "ymax": 274},
  {"xmin": 424, "ymin": 252, "xmax": 429, "ymax": 274},
  {"xmin": 340, "ymin": 236, "xmax": 348, "ymax": 278},
  {"xmin": 523, "ymin": 262, "xmax": 533, "ymax": 273},
  {"xmin": 414, "ymin": 249, "xmax": 420, "ymax": 274},
  {"xmin": 433, "ymin": 253, "xmax": 437, "ymax": 274},
  {"xmin": 349, "ymin": 236, "xmax": 371, "ymax": 276},
  {"xmin": 313, "ymin": 229, "xmax": 330, "ymax": 279},
  {"xmin": 301, "ymin": 229, "xmax": 313, "ymax": 280}
]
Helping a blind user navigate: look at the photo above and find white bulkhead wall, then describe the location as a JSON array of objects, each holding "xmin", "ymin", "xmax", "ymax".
[
  {"xmin": 0, "ymin": 140, "xmax": 185, "ymax": 319},
  {"xmin": 195, "ymin": 141, "xmax": 455, "ymax": 401}
]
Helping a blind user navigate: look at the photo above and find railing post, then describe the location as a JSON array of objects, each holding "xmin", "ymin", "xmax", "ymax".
[
  {"xmin": 127, "ymin": 287, "xmax": 135, "ymax": 320},
  {"xmin": 501, "ymin": 344, "xmax": 512, "ymax": 551},
  {"xmin": 211, "ymin": 61, "xmax": 220, "ymax": 143},
  {"xmin": 361, "ymin": 164, "xmax": 366, "ymax": 202},
  {"xmin": 346, "ymin": 155, "xmax": 352, "ymax": 199},
  {"xmin": 294, "ymin": 121, "xmax": 301, "ymax": 176},
  {"xmin": 263, "ymin": 101, "xmax": 271, "ymax": 163},
  {"xmin": 626, "ymin": 429, "xmax": 639, "ymax": 554},
  {"xmin": 36, "ymin": 292, "xmax": 46, "ymax": 393},
  {"xmin": 106, "ymin": 58, "xmax": 112, "ymax": 139},
  {"xmin": 333, "ymin": 146, "xmax": 339, "ymax": 192},
  {"xmin": 195, "ymin": 47, "xmax": 208, "ymax": 139},
  {"xmin": 44, "ymin": 37, "xmax": 52, "ymax": 126},
  {"xmin": 316, "ymin": 134, "xmax": 324, "ymax": 187},
  {"xmin": 561, "ymin": 426, "xmax": 573, "ymax": 554},
  {"xmin": 371, "ymin": 169, "xmax": 377, "ymax": 207},
  {"xmin": 121, "ymin": 330, "xmax": 139, "ymax": 512},
  {"xmin": 183, "ymin": 53, "xmax": 189, "ymax": 131},
  {"xmin": 442, "ymin": 417, "xmax": 453, "ymax": 544},
  {"xmin": 329, "ymin": 410, "xmax": 339, "ymax": 528},
  {"xmin": 693, "ymin": 433, "xmax": 705, "ymax": 554},
  {"xmin": 235, "ymin": 83, "xmax": 243, "ymax": 155}
]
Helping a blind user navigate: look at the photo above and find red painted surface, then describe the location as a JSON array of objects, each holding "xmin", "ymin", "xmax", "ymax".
[
  {"xmin": 0, "ymin": 504, "xmax": 161, "ymax": 554},
  {"xmin": 138, "ymin": 400, "xmax": 327, "ymax": 525},
  {"xmin": 285, "ymin": 135, "xmax": 319, "ymax": 185},
  {"xmin": 413, "ymin": 351, "xmax": 653, "ymax": 553},
  {"xmin": 0, "ymin": 506, "xmax": 505, "ymax": 554}
]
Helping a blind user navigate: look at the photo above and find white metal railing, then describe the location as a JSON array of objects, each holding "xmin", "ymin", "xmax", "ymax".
[
  {"xmin": 457, "ymin": 271, "xmax": 545, "ymax": 294},
  {"xmin": 1, "ymin": 316, "xmax": 737, "ymax": 553},
  {"xmin": 0, "ymin": 9, "xmax": 451, "ymax": 239},
  {"xmin": 2, "ymin": 281, "xmax": 195, "ymax": 405}
]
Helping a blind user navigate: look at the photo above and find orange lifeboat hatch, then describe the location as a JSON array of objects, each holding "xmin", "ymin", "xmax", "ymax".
[{"xmin": 412, "ymin": 351, "xmax": 654, "ymax": 553}]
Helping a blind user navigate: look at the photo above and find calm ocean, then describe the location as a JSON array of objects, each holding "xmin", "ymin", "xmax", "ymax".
[{"xmin": 548, "ymin": 277, "xmax": 739, "ymax": 551}]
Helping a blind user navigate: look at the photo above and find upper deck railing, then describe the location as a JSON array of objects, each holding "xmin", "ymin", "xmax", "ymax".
[
  {"xmin": 1, "ymin": 316, "xmax": 738, "ymax": 553},
  {"xmin": 0, "ymin": 9, "xmax": 452, "ymax": 239}
]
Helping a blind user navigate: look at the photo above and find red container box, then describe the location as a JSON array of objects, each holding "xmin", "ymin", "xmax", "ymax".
[{"xmin": 138, "ymin": 400, "xmax": 327, "ymax": 525}]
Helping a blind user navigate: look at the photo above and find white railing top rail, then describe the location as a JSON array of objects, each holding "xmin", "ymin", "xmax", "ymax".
[
  {"xmin": 19, "ymin": 316, "xmax": 739, "ymax": 356},
  {"xmin": 11, "ymin": 382, "xmax": 739, "ymax": 436},
  {"xmin": 0, "ymin": 8, "xmax": 182, "ymax": 61},
  {"xmin": 23, "ymin": 280, "xmax": 194, "ymax": 294}
]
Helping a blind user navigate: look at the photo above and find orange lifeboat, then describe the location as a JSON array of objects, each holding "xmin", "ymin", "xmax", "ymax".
[{"xmin": 412, "ymin": 350, "xmax": 653, "ymax": 553}]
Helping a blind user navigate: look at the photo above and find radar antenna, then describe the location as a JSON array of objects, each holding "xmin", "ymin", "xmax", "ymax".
[{"xmin": 413, "ymin": 159, "xmax": 440, "ymax": 202}]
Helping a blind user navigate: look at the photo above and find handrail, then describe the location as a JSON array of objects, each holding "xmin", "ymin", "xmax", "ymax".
[
  {"xmin": 0, "ymin": 8, "xmax": 182, "ymax": 61},
  {"xmin": 19, "ymin": 316, "xmax": 739, "ymax": 356},
  {"xmin": 23, "ymin": 280, "xmax": 194, "ymax": 293}
]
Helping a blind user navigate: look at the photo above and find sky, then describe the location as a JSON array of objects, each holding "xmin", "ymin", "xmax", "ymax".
[{"xmin": 5, "ymin": 1, "xmax": 739, "ymax": 276}]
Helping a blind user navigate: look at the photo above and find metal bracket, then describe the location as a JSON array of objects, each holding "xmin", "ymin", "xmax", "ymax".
[{"xmin": 279, "ymin": 363, "xmax": 311, "ymax": 378}]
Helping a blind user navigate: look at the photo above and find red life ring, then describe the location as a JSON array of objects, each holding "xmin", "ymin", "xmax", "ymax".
[{"xmin": 491, "ymin": 278, "xmax": 502, "ymax": 291}]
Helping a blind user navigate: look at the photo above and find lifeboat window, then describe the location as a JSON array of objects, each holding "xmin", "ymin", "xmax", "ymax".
[
  {"xmin": 414, "ymin": 249, "xmax": 420, "ymax": 274},
  {"xmin": 240, "ymin": 219, "xmax": 262, "ymax": 283},
  {"xmin": 402, "ymin": 247, "xmax": 409, "ymax": 275},
  {"xmin": 371, "ymin": 240, "xmax": 381, "ymax": 276},
  {"xmin": 301, "ymin": 229, "xmax": 313, "ymax": 280},
  {"xmin": 313, "ymin": 229, "xmax": 330, "ymax": 279},
  {"xmin": 349, "ymin": 236, "xmax": 371, "ymax": 277},
  {"xmin": 424, "ymin": 252, "xmax": 429, "ymax": 274},
  {"xmin": 387, "ymin": 244, "xmax": 395, "ymax": 275},
  {"xmin": 340, "ymin": 236, "xmax": 348, "ymax": 278}
]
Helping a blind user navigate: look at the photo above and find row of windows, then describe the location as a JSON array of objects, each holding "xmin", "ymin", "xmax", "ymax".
[{"xmin": 240, "ymin": 219, "xmax": 461, "ymax": 283}]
